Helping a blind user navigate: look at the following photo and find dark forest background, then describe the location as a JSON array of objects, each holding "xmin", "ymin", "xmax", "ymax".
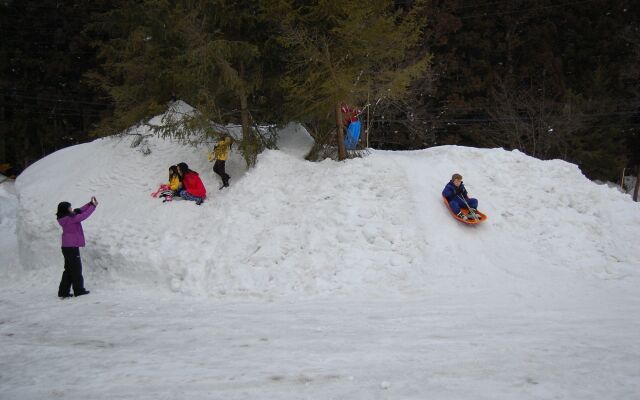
[{"xmin": 1, "ymin": 0, "xmax": 638, "ymax": 183}]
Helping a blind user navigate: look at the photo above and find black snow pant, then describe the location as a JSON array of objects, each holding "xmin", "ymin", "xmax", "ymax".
[
  {"xmin": 58, "ymin": 247, "xmax": 85, "ymax": 297},
  {"xmin": 213, "ymin": 159, "xmax": 230, "ymax": 186}
]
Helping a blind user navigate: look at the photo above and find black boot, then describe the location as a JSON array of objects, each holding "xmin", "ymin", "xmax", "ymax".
[{"xmin": 75, "ymin": 290, "xmax": 90, "ymax": 297}]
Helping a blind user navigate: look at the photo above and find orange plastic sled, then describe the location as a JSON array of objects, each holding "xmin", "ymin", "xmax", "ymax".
[{"xmin": 443, "ymin": 196, "xmax": 487, "ymax": 225}]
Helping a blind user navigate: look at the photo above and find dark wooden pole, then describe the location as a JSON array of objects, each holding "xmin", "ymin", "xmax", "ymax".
[
  {"xmin": 335, "ymin": 103, "xmax": 346, "ymax": 161},
  {"xmin": 633, "ymin": 166, "xmax": 639, "ymax": 202}
]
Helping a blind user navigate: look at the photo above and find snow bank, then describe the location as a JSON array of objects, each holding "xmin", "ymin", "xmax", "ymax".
[
  {"xmin": 0, "ymin": 180, "xmax": 16, "ymax": 227},
  {"xmin": 0, "ymin": 180, "xmax": 18, "ymax": 275},
  {"xmin": 276, "ymin": 122, "xmax": 315, "ymax": 158},
  {"xmin": 14, "ymin": 106, "xmax": 640, "ymax": 298}
]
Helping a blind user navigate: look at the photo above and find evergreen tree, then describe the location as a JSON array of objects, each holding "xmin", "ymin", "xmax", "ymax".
[
  {"xmin": 88, "ymin": 0, "xmax": 273, "ymax": 166},
  {"xmin": 2, "ymin": 0, "xmax": 636, "ymax": 183},
  {"xmin": 408, "ymin": 0, "xmax": 638, "ymax": 181},
  {"xmin": 0, "ymin": 0, "xmax": 111, "ymax": 171},
  {"xmin": 264, "ymin": 0, "xmax": 430, "ymax": 160}
]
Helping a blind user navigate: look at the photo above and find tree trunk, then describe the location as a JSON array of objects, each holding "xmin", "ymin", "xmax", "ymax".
[
  {"xmin": 238, "ymin": 61, "xmax": 252, "ymax": 142},
  {"xmin": 366, "ymin": 91, "xmax": 370, "ymax": 148},
  {"xmin": 0, "ymin": 102, "xmax": 5, "ymax": 162},
  {"xmin": 335, "ymin": 103, "xmax": 346, "ymax": 161},
  {"xmin": 0, "ymin": 129, "xmax": 5, "ymax": 163},
  {"xmin": 634, "ymin": 166, "xmax": 639, "ymax": 202},
  {"xmin": 240, "ymin": 90, "xmax": 251, "ymax": 140}
]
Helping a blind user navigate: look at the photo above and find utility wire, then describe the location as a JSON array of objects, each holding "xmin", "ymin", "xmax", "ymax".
[
  {"xmin": 0, "ymin": 92, "xmax": 113, "ymax": 107},
  {"xmin": 458, "ymin": 0, "xmax": 602, "ymax": 19}
]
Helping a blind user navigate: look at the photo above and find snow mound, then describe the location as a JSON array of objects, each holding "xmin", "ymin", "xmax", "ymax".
[
  {"xmin": 276, "ymin": 122, "xmax": 315, "ymax": 158},
  {"xmin": 0, "ymin": 180, "xmax": 17, "ymax": 227},
  {"xmin": 0, "ymin": 180, "xmax": 18, "ymax": 275},
  {"xmin": 14, "ymin": 110, "xmax": 640, "ymax": 298}
]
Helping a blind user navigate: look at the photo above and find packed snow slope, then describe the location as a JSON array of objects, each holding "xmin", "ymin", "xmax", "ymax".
[
  {"xmin": 0, "ymin": 180, "xmax": 18, "ymax": 273},
  {"xmin": 13, "ymin": 105, "xmax": 640, "ymax": 299}
]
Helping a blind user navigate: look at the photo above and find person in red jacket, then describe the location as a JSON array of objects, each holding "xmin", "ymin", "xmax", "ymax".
[{"xmin": 177, "ymin": 162, "xmax": 206, "ymax": 205}]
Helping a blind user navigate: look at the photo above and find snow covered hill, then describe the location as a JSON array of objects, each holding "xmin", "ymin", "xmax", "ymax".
[
  {"xmin": 3, "ymin": 104, "xmax": 640, "ymax": 399},
  {"xmin": 11, "ymin": 105, "xmax": 640, "ymax": 299},
  {"xmin": 0, "ymin": 179, "xmax": 18, "ymax": 273}
]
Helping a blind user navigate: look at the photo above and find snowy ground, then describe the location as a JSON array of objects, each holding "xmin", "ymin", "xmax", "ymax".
[
  {"xmin": 1, "ymin": 105, "xmax": 640, "ymax": 399},
  {"xmin": 1, "ymin": 288, "xmax": 639, "ymax": 400}
]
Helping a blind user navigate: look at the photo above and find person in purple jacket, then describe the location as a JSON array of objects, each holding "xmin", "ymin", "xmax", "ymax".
[{"xmin": 56, "ymin": 196, "xmax": 98, "ymax": 299}]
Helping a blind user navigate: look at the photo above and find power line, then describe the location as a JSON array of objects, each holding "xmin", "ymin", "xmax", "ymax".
[
  {"xmin": 0, "ymin": 91, "xmax": 113, "ymax": 107},
  {"xmin": 2, "ymin": 105, "xmax": 108, "ymax": 117},
  {"xmin": 3, "ymin": 91, "xmax": 636, "ymax": 119},
  {"xmin": 458, "ymin": 0, "xmax": 602, "ymax": 19}
]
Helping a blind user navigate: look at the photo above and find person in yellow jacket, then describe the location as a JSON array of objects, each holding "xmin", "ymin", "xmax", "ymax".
[
  {"xmin": 151, "ymin": 165, "xmax": 181, "ymax": 202},
  {"xmin": 168, "ymin": 165, "xmax": 181, "ymax": 192},
  {"xmin": 208, "ymin": 135, "xmax": 233, "ymax": 189}
]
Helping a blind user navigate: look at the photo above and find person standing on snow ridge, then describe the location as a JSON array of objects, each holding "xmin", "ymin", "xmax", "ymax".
[
  {"xmin": 340, "ymin": 103, "xmax": 360, "ymax": 127},
  {"xmin": 442, "ymin": 173, "xmax": 479, "ymax": 221},
  {"xmin": 177, "ymin": 162, "xmax": 206, "ymax": 205},
  {"xmin": 56, "ymin": 196, "xmax": 98, "ymax": 299},
  {"xmin": 208, "ymin": 135, "xmax": 233, "ymax": 190}
]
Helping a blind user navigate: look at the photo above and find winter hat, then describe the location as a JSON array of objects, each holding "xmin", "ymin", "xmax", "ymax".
[
  {"xmin": 177, "ymin": 162, "xmax": 189, "ymax": 174},
  {"xmin": 56, "ymin": 202, "xmax": 71, "ymax": 219}
]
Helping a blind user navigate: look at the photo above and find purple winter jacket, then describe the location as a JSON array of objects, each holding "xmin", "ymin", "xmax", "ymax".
[{"xmin": 58, "ymin": 202, "xmax": 96, "ymax": 247}]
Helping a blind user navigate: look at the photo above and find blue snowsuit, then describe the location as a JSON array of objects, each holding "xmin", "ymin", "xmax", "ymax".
[{"xmin": 442, "ymin": 181, "xmax": 478, "ymax": 214}]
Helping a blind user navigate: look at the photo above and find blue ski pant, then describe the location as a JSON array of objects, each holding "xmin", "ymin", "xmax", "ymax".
[
  {"xmin": 448, "ymin": 197, "xmax": 478, "ymax": 214},
  {"xmin": 179, "ymin": 190, "xmax": 203, "ymax": 203}
]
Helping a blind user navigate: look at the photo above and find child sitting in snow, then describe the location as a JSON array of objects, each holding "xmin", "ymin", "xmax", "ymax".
[
  {"xmin": 168, "ymin": 165, "xmax": 181, "ymax": 194},
  {"xmin": 177, "ymin": 162, "xmax": 207, "ymax": 205},
  {"xmin": 442, "ymin": 173, "xmax": 480, "ymax": 221},
  {"xmin": 151, "ymin": 165, "xmax": 182, "ymax": 202}
]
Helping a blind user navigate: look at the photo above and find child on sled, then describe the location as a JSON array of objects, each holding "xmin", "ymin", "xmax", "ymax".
[{"xmin": 442, "ymin": 173, "xmax": 480, "ymax": 221}]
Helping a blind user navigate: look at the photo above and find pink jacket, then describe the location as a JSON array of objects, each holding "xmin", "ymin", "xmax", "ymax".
[{"xmin": 58, "ymin": 202, "xmax": 96, "ymax": 247}]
